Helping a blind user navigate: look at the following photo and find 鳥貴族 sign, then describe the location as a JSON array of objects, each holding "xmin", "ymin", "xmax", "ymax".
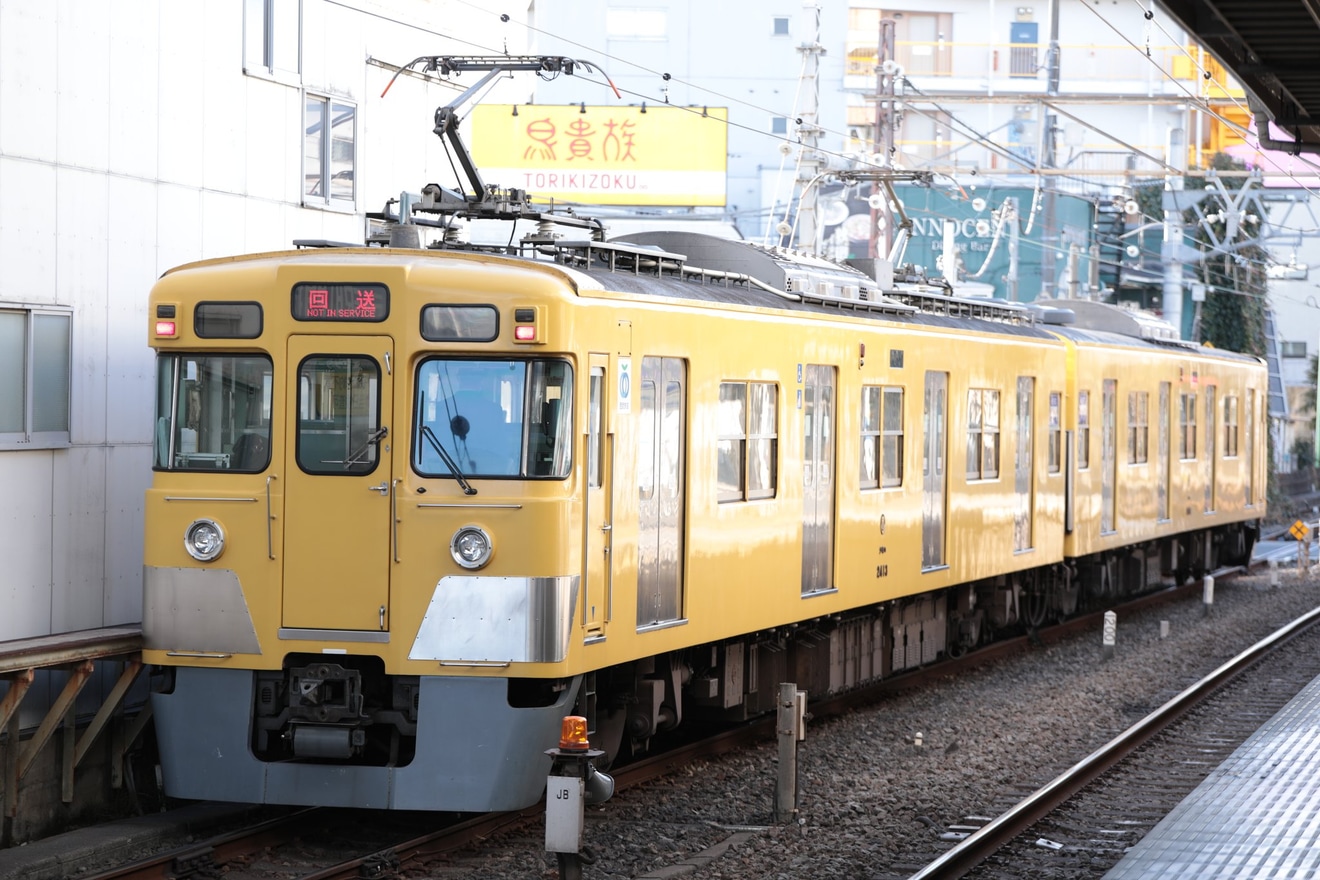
[{"xmin": 470, "ymin": 104, "xmax": 728, "ymax": 207}]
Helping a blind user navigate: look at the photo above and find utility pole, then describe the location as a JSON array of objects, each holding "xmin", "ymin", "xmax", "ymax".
[
  {"xmin": 1040, "ymin": 0, "xmax": 1061, "ymax": 299},
  {"xmin": 1162, "ymin": 181, "xmax": 1186, "ymax": 337},
  {"xmin": 870, "ymin": 17, "xmax": 897, "ymax": 260},
  {"xmin": 1006, "ymin": 196, "xmax": 1020, "ymax": 301},
  {"xmin": 795, "ymin": 1, "xmax": 825, "ymax": 255}
]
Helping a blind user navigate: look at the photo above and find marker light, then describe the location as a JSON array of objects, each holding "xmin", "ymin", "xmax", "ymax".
[
  {"xmin": 559, "ymin": 715, "xmax": 591, "ymax": 751},
  {"xmin": 512, "ymin": 306, "xmax": 542, "ymax": 343},
  {"xmin": 450, "ymin": 524, "xmax": 493, "ymax": 569},
  {"xmin": 155, "ymin": 320, "xmax": 178, "ymax": 337},
  {"xmin": 184, "ymin": 518, "xmax": 226, "ymax": 562}
]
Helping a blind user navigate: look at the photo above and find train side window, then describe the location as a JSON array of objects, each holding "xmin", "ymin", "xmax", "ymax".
[
  {"xmin": 1127, "ymin": 391, "xmax": 1149, "ymax": 464},
  {"xmin": 1179, "ymin": 392, "xmax": 1198, "ymax": 460},
  {"xmin": 882, "ymin": 387, "xmax": 904, "ymax": 487},
  {"xmin": 1076, "ymin": 390, "xmax": 1090, "ymax": 470},
  {"xmin": 717, "ymin": 383, "xmax": 747, "ymax": 502},
  {"xmin": 966, "ymin": 388, "xmax": 999, "ymax": 480},
  {"xmin": 861, "ymin": 387, "xmax": 880, "ymax": 489},
  {"xmin": 1223, "ymin": 395, "xmax": 1239, "ymax": 458},
  {"xmin": 1047, "ymin": 392, "xmax": 1061, "ymax": 474},
  {"xmin": 862, "ymin": 385, "xmax": 904, "ymax": 490},
  {"xmin": 718, "ymin": 381, "xmax": 778, "ymax": 503}
]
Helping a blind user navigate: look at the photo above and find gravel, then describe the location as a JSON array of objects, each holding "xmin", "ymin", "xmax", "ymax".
[{"xmin": 437, "ymin": 567, "xmax": 1320, "ymax": 880}]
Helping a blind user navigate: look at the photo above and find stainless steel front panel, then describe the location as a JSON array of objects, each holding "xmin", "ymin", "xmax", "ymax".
[
  {"xmin": 637, "ymin": 356, "xmax": 685, "ymax": 627},
  {"xmin": 1014, "ymin": 376, "xmax": 1034, "ymax": 551},
  {"xmin": 409, "ymin": 575, "xmax": 578, "ymax": 663},
  {"xmin": 922, "ymin": 371, "xmax": 948, "ymax": 569},
  {"xmin": 143, "ymin": 565, "xmax": 261, "ymax": 654},
  {"xmin": 801, "ymin": 364, "xmax": 835, "ymax": 594}
]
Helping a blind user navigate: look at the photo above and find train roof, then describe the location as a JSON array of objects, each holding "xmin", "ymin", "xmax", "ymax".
[{"xmin": 164, "ymin": 235, "xmax": 1263, "ymax": 366}]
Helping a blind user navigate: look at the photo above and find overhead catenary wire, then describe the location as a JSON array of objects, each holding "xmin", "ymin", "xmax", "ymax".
[{"xmin": 378, "ymin": 1, "xmax": 1310, "ymax": 272}]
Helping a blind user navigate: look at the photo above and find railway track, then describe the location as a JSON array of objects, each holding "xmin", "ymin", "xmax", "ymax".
[
  {"xmin": 81, "ymin": 570, "xmax": 1259, "ymax": 880},
  {"xmin": 908, "ymin": 599, "xmax": 1320, "ymax": 879}
]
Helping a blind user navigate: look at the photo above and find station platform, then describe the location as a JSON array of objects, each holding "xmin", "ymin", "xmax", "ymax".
[{"xmin": 1104, "ymin": 667, "xmax": 1320, "ymax": 877}]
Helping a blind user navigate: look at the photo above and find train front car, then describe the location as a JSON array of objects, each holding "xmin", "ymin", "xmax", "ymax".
[{"xmin": 143, "ymin": 249, "xmax": 589, "ymax": 811}]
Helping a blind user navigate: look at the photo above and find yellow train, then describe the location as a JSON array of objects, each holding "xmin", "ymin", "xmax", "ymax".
[{"xmin": 143, "ymin": 231, "xmax": 1266, "ymax": 810}]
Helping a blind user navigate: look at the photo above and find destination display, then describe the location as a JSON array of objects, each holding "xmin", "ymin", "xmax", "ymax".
[{"xmin": 291, "ymin": 282, "xmax": 389, "ymax": 322}]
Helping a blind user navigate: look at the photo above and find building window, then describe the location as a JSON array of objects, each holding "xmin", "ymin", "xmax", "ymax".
[
  {"xmin": 773, "ymin": 16, "xmax": 790, "ymax": 35},
  {"xmin": 0, "ymin": 307, "xmax": 71, "ymax": 448},
  {"xmin": 606, "ymin": 8, "xmax": 667, "ymax": 39},
  {"xmin": 1281, "ymin": 341, "xmax": 1308, "ymax": 358},
  {"xmin": 966, "ymin": 388, "xmax": 1000, "ymax": 480},
  {"xmin": 1047, "ymin": 391, "xmax": 1061, "ymax": 473},
  {"xmin": 1127, "ymin": 390, "xmax": 1149, "ymax": 464},
  {"xmin": 1179, "ymin": 392, "xmax": 1197, "ymax": 460},
  {"xmin": 304, "ymin": 95, "xmax": 356, "ymax": 206},
  {"xmin": 861, "ymin": 386, "xmax": 904, "ymax": 489},
  {"xmin": 1223, "ymin": 395, "xmax": 1239, "ymax": 458},
  {"xmin": 1076, "ymin": 390, "xmax": 1090, "ymax": 470},
  {"xmin": 718, "ymin": 381, "xmax": 778, "ymax": 502},
  {"xmin": 244, "ymin": 0, "xmax": 300, "ymax": 78},
  {"xmin": 771, "ymin": 116, "xmax": 789, "ymax": 136}
]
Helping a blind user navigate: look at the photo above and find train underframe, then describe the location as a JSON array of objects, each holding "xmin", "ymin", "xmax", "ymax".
[
  {"xmin": 577, "ymin": 520, "xmax": 1258, "ymax": 767},
  {"xmin": 155, "ymin": 522, "xmax": 1256, "ymax": 807}
]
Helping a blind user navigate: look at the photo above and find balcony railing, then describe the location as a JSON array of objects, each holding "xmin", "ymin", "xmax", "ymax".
[{"xmin": 845, "ymin": 41, "xmax": 1244, "ymax": 94}]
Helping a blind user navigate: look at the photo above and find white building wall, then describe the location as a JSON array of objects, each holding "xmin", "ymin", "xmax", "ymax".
[{"xmin": 0, "ymin": 0, "xmax": 528, "ymax": 643}]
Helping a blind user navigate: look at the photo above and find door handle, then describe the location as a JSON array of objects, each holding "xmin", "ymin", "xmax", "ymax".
[{"xmin": 367, "ymin": 482, "xmax": 389, "ymax": 495}]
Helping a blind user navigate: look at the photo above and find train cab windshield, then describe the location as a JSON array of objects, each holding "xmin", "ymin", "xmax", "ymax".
[
  {"xmin": 414, "ymin": 358, "xmax": 573, "ymax": 479},
  {"xmin": 153, "ymin": 354, "xmax": 274, "ymax": 472}
]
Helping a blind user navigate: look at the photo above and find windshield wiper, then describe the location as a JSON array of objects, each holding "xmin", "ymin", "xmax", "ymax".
[
  {"xmin": 419, "ymin": 425, "xmax": 477, "ymax": 495},
  {"xmin": 344, "ymin": 426, "xmax": 388, "ymax": 470}
]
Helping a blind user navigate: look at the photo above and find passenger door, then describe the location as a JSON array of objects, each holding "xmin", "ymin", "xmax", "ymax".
[
  {"xmin": 282, "ymin": 336, "xmax": 393, "ymax": 634},
  {"xmin": 922, "ymin": 371, "xmax": 948, "ymax": 569},
  {"xmin": 801, "ymin": 364, "xmax": 836, "ymax": 594},
  {"xmin": 637, "ymin": 356, "xmax": 685, "ymax": 628}
]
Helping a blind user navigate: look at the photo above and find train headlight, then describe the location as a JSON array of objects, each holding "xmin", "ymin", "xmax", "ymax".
[
  {"xmin": 450, "ymin": 524, "xmax": 493, "ymax": 570},
  {"xmin": 184, "ymin": 518, "xmax": 226, "ymax": 562}
]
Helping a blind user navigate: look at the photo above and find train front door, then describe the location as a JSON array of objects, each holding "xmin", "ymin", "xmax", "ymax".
[{"xmin": 282, "ymin": 336, "xmax": 393, "ymax": 633}]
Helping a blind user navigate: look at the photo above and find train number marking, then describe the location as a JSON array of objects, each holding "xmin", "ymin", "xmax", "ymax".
[
  {"xmin": 618, "ymin": 358, "xmax": 632, "ymax": 412},
  {"xmin": 876, "ymin": 565, "xmax": 889, "ymax": 578}
]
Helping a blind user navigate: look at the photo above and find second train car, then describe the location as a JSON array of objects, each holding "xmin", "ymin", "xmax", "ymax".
[{"xmin": 143, "ymin": 231, "xmax": 1265, "ymax": 810}]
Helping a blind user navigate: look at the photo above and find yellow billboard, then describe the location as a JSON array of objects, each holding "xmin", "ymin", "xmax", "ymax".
[{"xmin": 469, "ymin": 104, "xmax": 728, "ymax": 207}]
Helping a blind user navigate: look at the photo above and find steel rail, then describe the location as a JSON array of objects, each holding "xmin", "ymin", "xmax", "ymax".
[
  {"xmin": 81, "ymin": 566, "xmax": 1257, "ymax": 880},
  {"xmin": 906, "ymin": 600, "xmax": 1320, "ymax": 879},
  {"xmin": 84, "ymin": 808, "xmax": 320, "ymax": 880}
]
